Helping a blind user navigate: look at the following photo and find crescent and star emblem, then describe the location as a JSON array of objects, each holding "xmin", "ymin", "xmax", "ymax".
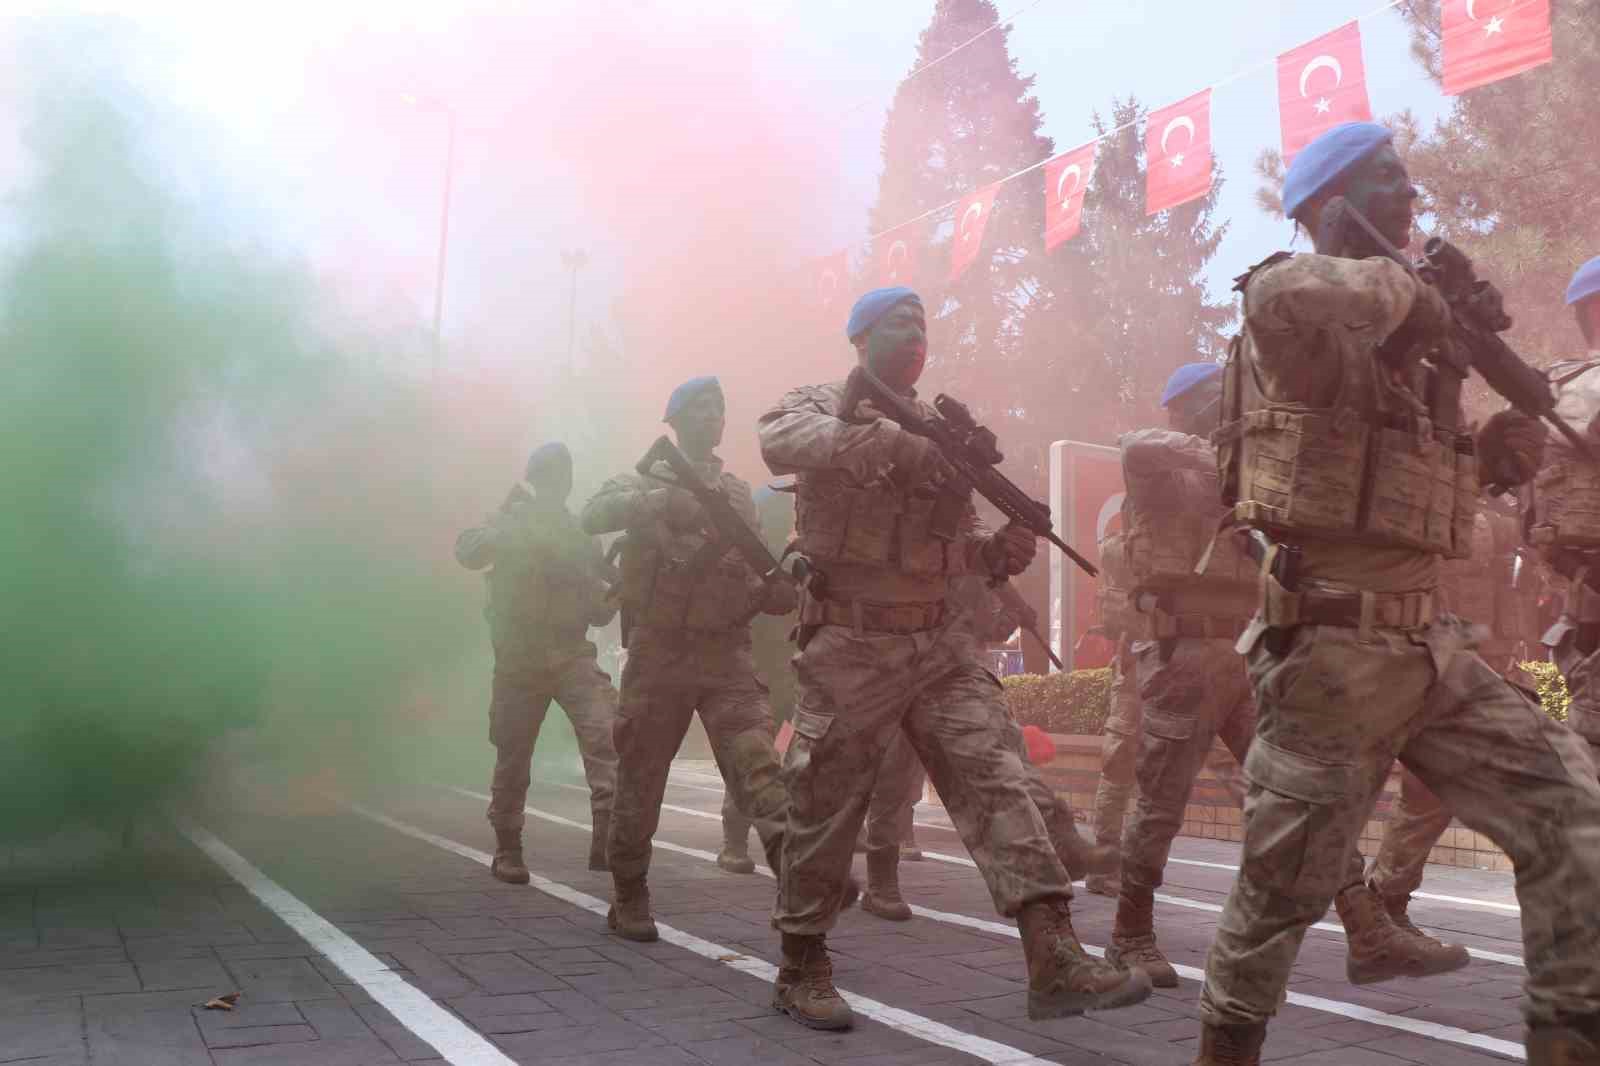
[
  {"xmin": 1299, "ymin": 54, "xmax": 1344, "ymax": 116},
  {"xmin": 960, "ymin": 201, "xmax": 985, "ymax": 243},
  {"xmin": 1466, "ymin": 0, "xmax": 1506, "ymax": 33},
  {"xmin": 1160, "ymin": 116, "xmax": 1195, "ymax": 168},
  {"xmin": 1056, "ymin": 164, "xmax": 1083, "ymax": 206},
  {"xmin": 886, "ymin": 240, "xmax": 909, "ymax": 279}
]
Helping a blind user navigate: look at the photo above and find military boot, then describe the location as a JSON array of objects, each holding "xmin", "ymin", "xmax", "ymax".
[
  {"xmin": 1335, "ymin": 881, "xmax": 1470, "ymax": 984},
  {"xmin": 900, "ymin": 827, "xmax": 924, "ymax": 862},
  {"xmin": 1379, "ymin": 886, "xmax": 1471, "ymax": 968},
  {"xmin": 1192, "ymin": 1021, "xmax": 1267, "ymax": 1065},
  {"xmin": 588, "ymin": 811, "xmax": 610, "ymax": 872},
  {"xmin": 1017, "ymin": 896, "xmax": 1152, "ymax": 1019},
  {"xmin": 1054, "ymin": 823, "xmax": 1120, "ymax": 882},
  {"xmin": 1106, "ymin": 883, "xmax": 1178, "ymax": 988},
  {"xmin": 1525, "ymin": 1020, "xmax": 1600, "ymax": 1065},
  {"xmin": 716, "ymin": 835, "xmax": 756, "ymax": 874},
  {"xmin": 773, "ymin": 933, "xmax": 853, "ymax": 1031},
  {"xmin": 607, "ymin": 876, "xmax": 659, "ymax": 942},
  {"xmin": 861, "ymin": 848, "xmax": 912, "ymax": 922},
  {"xmin": 491, "ymin": 828, "xmax": 530, "ymax": 885},
  {"xmin": 1084, "ymin": 871, "xmax": 1121, "ymax": 897}
]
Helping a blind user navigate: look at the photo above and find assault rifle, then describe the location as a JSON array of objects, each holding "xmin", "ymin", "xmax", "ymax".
[
  {"xmin": 840, "ymin": 364, "xmax": 1098, "ymax": 578},
  {"xmin": 1333, "ymin": 199, "xmax": 1594, "ymax": 468},
  {"xmin": 635, "ymin": 434, "xmax": 784, "ymax": 582}
]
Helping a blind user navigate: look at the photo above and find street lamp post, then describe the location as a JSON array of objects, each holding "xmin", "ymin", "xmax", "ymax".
[
  {"xmin": 561, "ymin": 248, "xmax": 588, "ymax": 369},
  {"xmin": 404, "ymin": 93, "xmax": 456, "ymax": 380}
]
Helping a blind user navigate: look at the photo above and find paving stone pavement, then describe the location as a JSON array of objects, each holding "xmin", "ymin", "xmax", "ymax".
[{"xmin": 0, "ymin": 763, "xmax": 1534, "ymax": 1065}]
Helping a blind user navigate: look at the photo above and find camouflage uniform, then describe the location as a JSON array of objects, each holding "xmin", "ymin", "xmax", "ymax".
[
  {"xmin": 1369, "ymin": 507, "xmax": 1539, "ymax": 906},
  {"xmin": 455, "ymin": 486, "xmax": 619, "ymax": 851},
  {"xmin": 1533, "ymin": 357, "xmax": 1600, "ymax": 768},
  {"xmin": 1200, "ymin": 252, "xmax": 1600, "ymax": 1032},
  {"xmin": 1089, "ymin": 533, "xmax": 1141, "ymax": 889},
  {"xmin": 758, "ymin": 382, "xmax": 1081, "ymax": 930},
  {"xmin": 582, "ymin": 457, "xmax": 790, "ymax": 894}
]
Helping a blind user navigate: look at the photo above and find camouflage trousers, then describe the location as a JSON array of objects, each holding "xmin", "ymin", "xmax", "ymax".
[
  {"xmin": 487, "ymin": 654, "xmax": 618, "ymax": 831},
  {"xmin": 1368, "ymin": 768, "xmax": 1453, "ymax": 901},
  {"xmin": 1093, "ymin": 647, "xmax": 1141, "ymax": 852},
  {"xmin": 776, "ymin": 622, "xmax": 1073, "ymax": 936},
  {"xmin": 609, "ymin": 628, "xmax": 787, "ymax": 880},
  {"xmin": 864, "ymin": 731, "xmax": 926, "ymax": 854},
  {"xmin": 1122, "ymin": 637, "xmax": 1254, "ymax": 891},
  {"xmin": 1202, "ymin": 619, "xmax": 1600, "ymax": 1029}
]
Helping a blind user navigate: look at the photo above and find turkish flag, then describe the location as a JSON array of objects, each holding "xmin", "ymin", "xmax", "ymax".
[
  {"xmin": 1277, "ymin": 22, "xmax": 1372, "ymax": 165},
  {"xmin": 812, "ymin": 250, "xmax": 848, "ymax": 323},
  {"xmin": 876, "ymin": 222, "xmax": 921, "ymax": 288},
  {"xmin": 1043, "ymin": 143, "xmax": 1096, "ymax": 252},
  {"xmin": 1145, "ymin": 90, "xmax": 1213, "ymax": 215},
  {"xmin": 948, "ymin": 183, "xmax": 1000, "ymax": 282},
  {"xmin": 1442, "ymin": 0, "xmax": 1552, "ymax": 95}
]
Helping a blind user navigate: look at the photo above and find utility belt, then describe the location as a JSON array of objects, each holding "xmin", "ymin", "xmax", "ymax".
[
  {"xmin": 1546, "ymin": 563, "xmax": 1600, "ymax": 656},
  {"xmin": 1241, "ymin": 530, "xmax": 1436, "ymax": 637},
  {"xmin": 1130, "ymin": 591, "xmax": 1250, "ymax": 641},
  {"xmin": 799, "ymin": 594, "xmax": 947, "ymax": 636}
]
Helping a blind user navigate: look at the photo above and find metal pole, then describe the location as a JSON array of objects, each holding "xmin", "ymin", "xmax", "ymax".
[
  {"xmin": 432, "ymin": 110, "xmax": 456, "ymax": 379},
  {"xmin": 566, "ymin": 261, "xmax": 578, "ymax": 365}
]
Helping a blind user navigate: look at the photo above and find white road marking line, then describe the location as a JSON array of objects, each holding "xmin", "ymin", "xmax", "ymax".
[
  {"xmin": 177, "ymin": 820, "xmax": 516, "ymax": 1066},
  {"xmin": 352, "ymin": 802, "xmax": 1059, "ymax": 1066},
  {"xmin": 667, "ymin": 768, "xmax": 1526, "ymax": 915},
  {"xmin": 449, "ymin": 786, "xmax": 1527, "ymax": 1059},
  {"xmin": 557, "ymin": 781, "xmax": 1525, "ymax": 967}
]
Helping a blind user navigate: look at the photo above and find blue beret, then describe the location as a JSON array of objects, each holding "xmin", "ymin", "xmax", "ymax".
[
  {"xmin": 846, "ymin": 286, "xmax": 921, "ymax": 341},
  {"xmin": 1282, "ymin": 122, "xmax": 1394, "ymax": 222},
  {"xmin": 663, "ymin": 376, "xmax": 723, "ymax": 422},
  {"xmin": 1161, "ymin": 362, "xmax": 1223, "ymax": 408},
  {"xmin": 1567, "ymin": 257, "xmax": 1600, "ymax": 306},
  {"xmin": 525, "ymin": 441, "xmax": 571, "ymax": 480}
]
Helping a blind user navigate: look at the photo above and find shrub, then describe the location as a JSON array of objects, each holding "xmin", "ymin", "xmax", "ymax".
[
  {"xmin": 1002, "ymin": 668, "xmax": 1112, "ymax": 735},
  {"xmin": 1521, "ymin": 660, "xmax": 1570, "ymax": 722}
]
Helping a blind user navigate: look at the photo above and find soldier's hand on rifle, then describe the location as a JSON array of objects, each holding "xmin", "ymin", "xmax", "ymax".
[
  {"xmin": 1476, "ymin": 409, "xmax": 1546, "ymax": 489},
  {"xmin": 888, "ymin": 426, "xmax": 955, "ymax": 486},
  {"xmin": 982, "ymin": 522, "xmax": 1037, "ymax": 577},
  {"xmin": 754, "ymin": 575, "xmax": 798, "ymax": 616},
  {"xmin": 643, "ymin": 486, "xmax": 704, "ymax": 530}
]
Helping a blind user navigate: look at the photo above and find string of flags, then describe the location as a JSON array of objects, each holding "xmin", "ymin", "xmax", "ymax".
[{"xmin": 812, "ymin": 0, "xmax": 1554, "ymax": 316}]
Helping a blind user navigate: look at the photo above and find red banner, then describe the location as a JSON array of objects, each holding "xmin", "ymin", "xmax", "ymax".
[
  {"xmin": 1043, "ymin": 143, "xmax": 1096, "ymax": 252},
  {"xmin": 812, "ymin": 250, "xmax": 848, "ymax": 323},
  {"xmin": 1277, "ymin": 21, "xmax": 1372, "ymax": 164},
  {"xmin": 1442, "ymin": 0, "xmax": 1553, "ymax": 95},
  {"xmin": 1048, "ymin": 440, "xmax": 1125, "ymax": 671},
  {"xmin": 1145, "ymin": 90, "xmax": 1213, "ymax": 215},
  {"xmin": 876, "ymin": 222, "xmax": 921, "ymax": 288},
  {"xmin": 948, "ymin": 182, "xmax": 1000, "ymax": 282}
]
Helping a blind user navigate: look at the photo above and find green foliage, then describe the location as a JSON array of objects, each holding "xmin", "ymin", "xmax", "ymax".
[
  {"xmin": 1521, "ymin": 660, "xmax": 1571, "ymax": 722},
  {"xmin": 1002, "ymin": 669, "xmax": 1113, "ymax": 735}
]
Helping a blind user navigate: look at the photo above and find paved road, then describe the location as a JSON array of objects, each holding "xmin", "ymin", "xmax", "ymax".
[{"xmin": 0, "ymin": 764, "xmax": 1532, "ymax": 1065}]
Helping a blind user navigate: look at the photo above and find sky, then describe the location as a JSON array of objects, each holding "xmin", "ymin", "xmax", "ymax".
[{"xmin": 0, "ymin": 1, "xmax": 1461, "ymax": 383}]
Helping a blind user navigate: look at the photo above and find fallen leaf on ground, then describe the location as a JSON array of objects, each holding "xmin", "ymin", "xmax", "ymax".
[{"xmin": 201, "ymin": 992, "xmax": 242, "ymax": 1011}]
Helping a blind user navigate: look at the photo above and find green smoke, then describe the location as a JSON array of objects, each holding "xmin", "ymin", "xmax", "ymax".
[{"xmin": 0, "ymin": 25, "xmax": 504, "ymax": 838}]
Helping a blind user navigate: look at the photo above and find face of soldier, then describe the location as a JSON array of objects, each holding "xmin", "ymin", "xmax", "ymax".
[
  {"xmin": 1338, "ymin": 145, "xmax": 1418, "ymax": 250},
  {"xmin": 1579, "ymin": 296, "xmax": 1600, "ymax": 349},
  {"xmin": 529, "ymin": 462, "xmax": 573, "ymax": 505},
  {"xmin": 1168, "ymin": 377, "xmax": 1223, "ymax": 436},
  {"xmin": 859, "ymin": 301, "xmax": 927, "ymax": 393},
  {"xmin": 670, "ymin": 392, "xmax": 726, "ymax": 459}
]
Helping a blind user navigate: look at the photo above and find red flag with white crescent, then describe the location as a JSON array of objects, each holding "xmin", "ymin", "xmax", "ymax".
[
  {"xmin": 1277, "ymin": 21, "xmax": 1372, "ymax": 165},
  {"xmin": 1442, "ymin": 0, "xmax": 1552, "ymax": 95},
  {"xmin": 948, "ymin": 183, "xmax": 1000, "ymax": 282},
  {"xmin": 812, "ymin": 250, "xmax": 848, "ymax": 323},
  {"xmin": 1145, "ymin": 90, "xmax": 1213, "ymax": 215},
  {"xmin": 1043, "ymin": 142, "xmax": 1096, "ymax": 252},
  {"xmin": 876, "ymin": 222, "xmax": 921, "ymax": 288}
]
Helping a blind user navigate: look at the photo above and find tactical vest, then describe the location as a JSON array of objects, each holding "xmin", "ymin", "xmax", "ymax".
[
  {"xmin": 485, "ymin": 506, "xmax": 599, "ymax": 648},
  {"xmin": 794, "ymin": 472, "xmax": 973, "ymax": 578},
  {"xmin": 1096, "ymin": 532, "xmax": 1133, "ymax": 640},
  {"xmin": 1122, "ymin": 437, "xmax": 1255, "ymax": 594},
  {"xmin": 1215, "ymin": 256, "xmax": 1475, "ymax": 559},
  {"xmin": 1438, "ymin": 512, "xmax": 1498, "ymax": 625},
  {"xmin": 1528, "ymin": 362, "xmax": 1600, "ymax": 554}
]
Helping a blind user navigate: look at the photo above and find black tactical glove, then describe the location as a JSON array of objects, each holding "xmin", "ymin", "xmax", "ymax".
[{"xmin": 1476, "ymin": 409, "xmax": 1546, "ymax": 489}]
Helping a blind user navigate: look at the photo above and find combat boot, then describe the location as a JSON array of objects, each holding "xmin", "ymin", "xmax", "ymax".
[
  {"xmin": 1106, "ymin": 883, "xmax": 1178, "ymax": 988},
  {"xmin": 491, "ymin": 828, "xmax": 530, "ymax": 885},
  {"xmin": 1525, "ymin": 1020, "xmax": 1600, "ymax": 1065},
  {"xmin": 588, "ymin": 811, "xmax": 610, "ymax": 872},
  {"xmin": 1017, "ymin": 896, "xmax": 1151, "ymax": 1019},
  {"xmin": 1192, "ymin": 1021, "xmax": 1267, "ymax": 1065},
  {"xmin": 607, "ymin": 876, "xmax": 658, "ymax": 942},
  {"xmin": 1335, "ymin": 881, "xmax": 1470, "ymax": 984},
  {"xmin": 773, "ymin": 933, "xmax": 852, "ymax": 1031},
  {"xmin": 900, "ymin": 827, "xmax": 924, "ymax": 862},
  {"xmin": 861, "ymin": 849, "xmax": 912, "ymax": 922},
  {"xmin": 1054, "ymin": 823, "xmax": 1119, "ymax": 881},
  {"xmin": 1084, "ymin": 871, "xmax": 1121, "ymax": 897},
  {"xmin": 1379, "ymin": 886, "xmax": 1471, "ymax": 968}
]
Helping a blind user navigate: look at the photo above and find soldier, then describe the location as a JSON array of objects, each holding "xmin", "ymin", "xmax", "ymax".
[
  {"xmin": 759, "ymin": 286, "xmax": 1150, "ymax": 1031},
  {"xmin": 1533, "ymin": 256, "xmax": 1600, "ymax": 775},
  {"xmin": 1367, "ymin": 503, "xmax": 1541, "ymax": 938},
  {"xmin": 1107, "ymin": 363, "xmax": 1260, "ymax": 988},
  {"xmin": 1086, "ymin": 531, "xmax": 1139, "ymax": 898},
  {"xmin": 1195, "ymin": 122, "xmax": 1600, "ymax": 1065},
  {"xmin": 718, "ymin": 485, "xmax": 798, "ymax": 875},
  {"xmin": 455, "ymin": 442, "xmax": 619, "ymax": 882},
  {"xmin": 581, "ymin": 377, "xmax": 800, "ymax": 941}
]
